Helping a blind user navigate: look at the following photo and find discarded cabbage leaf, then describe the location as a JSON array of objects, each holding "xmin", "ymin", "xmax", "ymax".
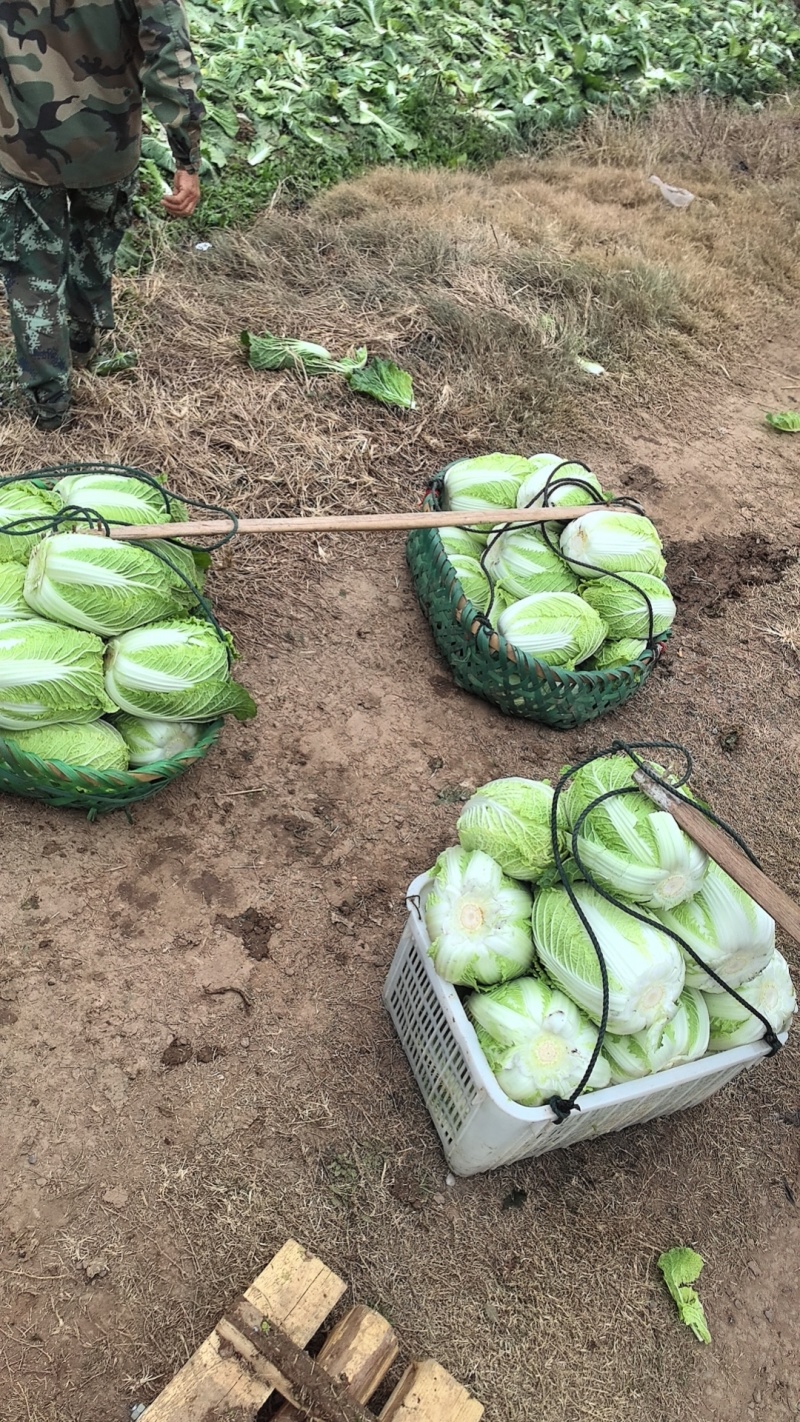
[
  {"xmin": 497, "ymin": 591, "xmax": 606, "ymax": 668},
  {"xmin": 93, "ymin": 350, "xmax": 139, "ymax": 377},
  {"xmin": 531, "ymin": 882, "xmax": 685, "ymax": 1034},
  {"xmin": 765, "ymin": 410, "xmax": 800, "ymax": 432},
  {"xmin": 115, "ymin": 713, "xmax": 201, "ymax": 766},
  {"xmin": 658, "ymin": 1248, "xmax": 710, "ymax": 1343},
  {"xmin": 241, "ymin": 330, "xmax": 367, "ymax": 376},
  {"xmin": 457, "ymin": 777, "xmax": 560, "ymax": 882},
  {"xmin": 703, "ymin": 950, "xmax": 796, "ymax": 1050},
  {"xmin": 7, "ymin": 719, "xmax": 129, "ymax": 770},
  {"xmin": 424, "ymin": 846, "xmax": 534, "ymax": 987},
  {"xmin": 53, "ymin": 471, "xmax": 180, "ymax": 527},
  {"xmin": 0, "ymin": 482, "xmax": 63, "ymax": 564},
  {"xmin": 604, "ymin": 989, "xmax": 709, "ymax": 1082},
  {"xmin": 105, "ymin": 620, "xmax": 257, "ymax": 723},
  {"xmin": 0, "ymin": 561, "xmax": 35, "ymax": 621},
  {"xmin": 0, "ymin": 618, "xmax": 115, "ymax": 730},
  {"xmin": 468, "ymin": 977, "xmax": 610, "ymax": 1106},
  {"xmin": 347, "ymin": 357, "xmax": 415, "ymax": 409},
  {"xmin": 24, "ymin": 533, "xmax": 197, "ymax": 637}
]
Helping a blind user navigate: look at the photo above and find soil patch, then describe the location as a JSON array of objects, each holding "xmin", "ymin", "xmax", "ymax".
[
  {"xmin": 216, "ymin": 907, "xmax": 275, "ymax": 960},
  {"xmin": 664, "ymin": 534, "xmax": 796, "ymax": 625}
]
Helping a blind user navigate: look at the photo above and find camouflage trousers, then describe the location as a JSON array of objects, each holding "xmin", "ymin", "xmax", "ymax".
[{"xmin": 0, "ymin": 168, "xmax": 137, "ymax": 416}]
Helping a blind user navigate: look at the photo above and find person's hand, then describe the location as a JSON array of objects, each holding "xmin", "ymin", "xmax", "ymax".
[{"xmin": 162, "ymin": 170, "xmax": 201, "ymax": 218}]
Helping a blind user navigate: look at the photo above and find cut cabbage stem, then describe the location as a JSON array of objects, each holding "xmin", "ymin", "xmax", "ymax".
[{"xmin": 91, "ymin": 504, "xmax": 608, "ymax": 542}]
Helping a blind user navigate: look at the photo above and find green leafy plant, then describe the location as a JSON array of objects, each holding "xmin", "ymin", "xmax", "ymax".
[{"xmin": 765, "ymin": 410, "xmax": 800, "ymax": 432}]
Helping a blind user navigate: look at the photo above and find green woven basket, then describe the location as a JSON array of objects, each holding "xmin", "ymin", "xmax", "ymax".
[
  {"xmin": 0, "ymin": 720, "xmax": 222, "ymax": 818},
  {"xmin": 407, "ymin": 480, "xmax": 667, "ymax": 730}
]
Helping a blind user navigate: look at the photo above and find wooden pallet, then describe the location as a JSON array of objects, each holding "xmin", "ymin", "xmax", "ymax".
[{"xmin": 145, "ymin": 1239, "xmax": 483, "ymax": 1422}]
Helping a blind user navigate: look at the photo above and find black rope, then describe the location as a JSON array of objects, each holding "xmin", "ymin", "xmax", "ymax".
[{"xmin": 545, "ymin": 739, "xmax": 783, "ymax": 1124}]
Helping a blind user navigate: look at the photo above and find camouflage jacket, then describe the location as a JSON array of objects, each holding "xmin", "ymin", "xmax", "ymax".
[{"xmin": 0, "ymin": 0, "xmax": 203, "ymax": 189}]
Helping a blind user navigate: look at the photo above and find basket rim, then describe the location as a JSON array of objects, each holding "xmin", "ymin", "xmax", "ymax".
[
  {"xmin": 413, "ymin": 484, "xmax": 668, "ymax": 687},
  {"xmin": 0, "ymin": 719, "xmax": 223, "ymax": 790}
]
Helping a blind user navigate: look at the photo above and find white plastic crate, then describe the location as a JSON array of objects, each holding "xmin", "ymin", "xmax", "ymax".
[{"xmin": 383, "ymin": 872, "xmax": 781, "ymax": 1176}]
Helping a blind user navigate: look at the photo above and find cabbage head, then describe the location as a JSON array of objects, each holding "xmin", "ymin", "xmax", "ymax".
[
  {"xmin": 563, "ymin": 755, "xmax": 708, "ymax": 909},
  {"xmin": 517, "ymin": 454, "xmax": 603, "ymax": 512},
  {"xmin": 560, "ymin": 511, "xmax": 665, "ymax": 580},
  {"xmin": 0, "ymin": 562, "xmax": 35, "ymax": 621},
  {"xmin": 447, "ymin": 554, "xmax": 492, "ymax": 614},
  {"xmin": 580, "ymin": 572, "xmax": 675, "ymax": 639},
  {"xmin": 604, "ymin": 988, "xmax": 709, "ymax": 1082},
  {"xmin": 531, "ymin": 882, "xmax": 686, "ymax": 1034},
  {"xmin": 53, "ymin": 471, "xmax": 182, "ymax": 527},
  {"xmin": 483, "ymin": 528, "xmax": 578, "ymax": 600},
  {"xmin": 704, "ymin": 951, "xmax": 796, "ymax": 1050},
  {"xmin": 588, "ymin": 638, "xmax": 649, "ymax": 670},
  {"xmin": 497, "ymin": 591, "xmax": 606, "ymax": 668},
  {"xmin": 438, "ymin": 527, "xmax": 486, "ymax": 561},
  {"xmin": 115, "ymin": 714, "xmax": 201, "ymax": 765},
  {"xmin": 24, "ymin": 533, "xmax": 199, "ymax": 637},
  {"xmin": 467, "ymin": 976, "xmax": 610, "ymax": 1106},
  {"xmin": 424, "ymin": 846, "xmax": 534, "ymax": 987},
  {"xmin": 0, "ymin": 482, "xmax": 63, "ymax": 564},
  {"xmin": 457, "ymin": 777, "xmax": 560, "ymax": 882},
  {"xmin": 657, "ymin": 861, "xmax": 775, "ymax": 991},
  {"xmin": 105, "ymin": 620, "xmax": 257, "ymax": 722},
  {"xmin": 0, "ymin": 618, "xmax": 115, "ymax": 729},
  {"xmin": 442, "ymin": 454, "xmax": 531, "ymax": 515},
  {"xmin": 7, "ymin": 719, "xmax": 129, "ymax": 770}
]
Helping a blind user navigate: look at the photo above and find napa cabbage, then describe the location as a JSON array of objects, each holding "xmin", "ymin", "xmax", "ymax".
[
  {"xmin": 424, "ymin": 846, "xmax": 534, "ymax": 987},
  {"xmin": 456, "ymin": 777, "xmax": 559, "ymax": 882},
  {"xmin": 497, "ymin": 591, "xmax": 606, "ymax": 668},
  {"xmin": 656, "ymin": 861, "xmax": 775, "ymax": 991},
  {"xmin": 560, "ymin": 510, "xmax": 665, "ymax": 580}
]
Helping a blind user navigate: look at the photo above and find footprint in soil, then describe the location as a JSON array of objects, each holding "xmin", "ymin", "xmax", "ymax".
[{"xmin": 215, "ymin": 907, "xmax": 274, "ymax": 960}]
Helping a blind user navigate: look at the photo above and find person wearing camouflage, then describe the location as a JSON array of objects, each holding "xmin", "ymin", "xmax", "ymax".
[{"xmin": 0, "ymin": 1, "xmax": 204, "ymax": 430}]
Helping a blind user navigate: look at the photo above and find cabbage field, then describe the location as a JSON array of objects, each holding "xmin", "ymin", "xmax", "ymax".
[{"xmin": 180, "ymin": 0, "xmax": 800, "ymax": 212}]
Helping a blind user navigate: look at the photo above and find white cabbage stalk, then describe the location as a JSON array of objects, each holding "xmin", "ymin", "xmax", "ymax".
[
  {"xmin": 115, "ymin": 713, "xmax": 201, "ymax": 766},
  {"xmin": 424, "ymin": 846, "xmax": 534, "ymax": 987},
  {"xmin": 604, "ymin": 988, "xmax": 710, "ymax": 1083},
  {"xmin": 7, "ymin": 719, "xmax": 129, "ymax": 771},
  {"xmin": 560, "ymin": 510, "xmax": 665, "ymax": 580},
  {"xmin": 580, "ymin": 572, "xmax": 675, "ymax": 639},
  {"xmin": 469, "ymin": 977, "xmax": 611, "ymax": 1106},
  {"xmin": 442, "ymin": 454, "xmax": 532, "ymax": 515},
  {"xmin": 531, "ymin": 882, "xmax": 686, "ymax": 1034},
  {"xmin": 0, "ymin": 562, "xmax": 35, "ymax": 621},
  {"xmin": 457, "ymin": 777, "xmax": 560, "ymax": 882},
  {"xmin": 447, "ymin": 554, "xmax": 492, "ymax": 613},
  {"xmin": 0, "ymin": 481, "xmax": 63, "ymax": 564},
  {"xmin": 438, "ymin": 527, "xmax": 486, "ymax": 560},
  {"xmin": 704, "ymin": 951, "xmax": 796, "ymax": 1051},
  {"xmin": 0, "ymin": 618, "xmax": 115, "ymax": 730},
  {"xmin": 497, "ymin": 591, "xmax": 606, "ymax": 668},
  {"xmin": 563, "ymin": 755, "xmax": 708, "ymax": 909},
  {"xmin": 53, "ymin": 471, "xmax": 182, "ymax": 527},
  {"xmin": 589, "ymin": 638, "xmax": 649, "ymax": 670},
  {"xmin": 24, "ymin": 533, "xmax": 196, "ymax": 637},
  {"xmin": 105, "ymin": 620, "xmax": 257, "ymax": 722},
  {"xmin": 483, "ymin": 528, "xmax": 578, "ymax": 599},
  {"xmin": 657, "ymin": 862, "xmax": 775, "ymax": 991},
  {"xmin": 517, "ymin": 454, "xmax": 603, "ymax": 512}
]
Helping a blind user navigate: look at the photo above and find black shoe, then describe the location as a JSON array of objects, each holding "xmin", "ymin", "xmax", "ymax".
[
  {"xmin": 70, "ymin": 334, "xmax": 97, "ymax": 370},
  {"xmin": 30, "ymin": 403, "xmax": 72, "ymax": 431}
]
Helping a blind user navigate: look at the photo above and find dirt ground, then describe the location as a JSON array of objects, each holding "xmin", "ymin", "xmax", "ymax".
[{"xmin": 1, "ymin": 113, "xmax": 800, "ymax": 1422}]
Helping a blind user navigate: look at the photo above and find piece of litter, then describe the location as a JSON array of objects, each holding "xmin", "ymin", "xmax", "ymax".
[
  {"xmin": 577, "ymin": 357, "xmax": 606, "ymax": 377},
  {"xmin": 658, "ymin": 1247, "xmax": 711, "ymax": 1343},
  {"xmin": 649, "ymin": 175, "xmax": 695, "ymax": 209},
  {"xmin": 195, "ymin": 241, "xmax": 212, "ymax": 252},
  {"xmin": 445, "ymin": 1173, "xmax": 456, "ymax": 1187},
  {"xmin": 131, "ymin": 1406, "xmax": 147, "ymax": 1421}
]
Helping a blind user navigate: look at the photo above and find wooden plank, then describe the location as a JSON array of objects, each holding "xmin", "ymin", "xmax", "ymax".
[
  {"xmin": 380, "ymin": 1361, "xmax": 484, "ymax": 1422},
  {"xmin": 273, "ymin": 1305, "xmax": 400, "ymax": 1421},
  {"xmin": 633, "ymin": 771, "xmax": 800, "ymax": 945},
  {"xmin": 102, "ymin": 503, "xmax": 606, "ymax": 542},
  {"xmin": 221, "ymin": 1299, "xmax": 381, "ymax": 1422},
  {"xmin": 145, "ymin": 1240, "xmax": 346, "ymax": 1421}
]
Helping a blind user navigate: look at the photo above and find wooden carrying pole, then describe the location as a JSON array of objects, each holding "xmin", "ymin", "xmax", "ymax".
[
  {"xmin": 633, "ymin": 770, "xmax": 800, "ymax": 945},
  {"xmin": 100, "ymin": 502, "xmax": 607, "ymax": 542}
]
